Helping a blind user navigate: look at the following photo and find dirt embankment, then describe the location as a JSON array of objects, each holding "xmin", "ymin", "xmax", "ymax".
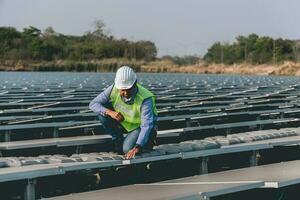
[
  {"xmin": 2, "ymin": 59, "xmax": 300, "ymax": 76},
  {"xmin": 141, "ymin": 62, "xmax": 300, "ymax": 76}
]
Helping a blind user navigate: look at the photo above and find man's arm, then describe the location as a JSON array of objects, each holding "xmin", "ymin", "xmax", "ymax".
[
  {"xmin": 89, "ymin": 85, "xmax": 113, "ymax": 115},
  {"xmin": 136, "ymin": 98, "xmax": 156, "ymax": 147},
  {"xmin": 126, "ymin": 98, "xmax": 156, "ymax": 159},
  {"xmin": 89, "ymin": 85, "xmax": 124, "ymax": 122}
]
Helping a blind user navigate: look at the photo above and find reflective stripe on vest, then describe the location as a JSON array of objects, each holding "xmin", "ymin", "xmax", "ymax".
[{"xmin": 110, "ymin": 83, "xmax": 157, "ymax": 132}]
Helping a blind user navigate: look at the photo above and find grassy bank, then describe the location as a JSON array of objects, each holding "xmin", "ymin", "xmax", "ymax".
[
  {"xmin": 142, "ymin": 60, "xmax": 300, "ymax": 76},
  {"xmin": 0, "ymin": 59, "xmax": 144, "ymax": 72},
  {"xmin": 1, "ymin": 59, "xmax": 300, "ymax": 76}
]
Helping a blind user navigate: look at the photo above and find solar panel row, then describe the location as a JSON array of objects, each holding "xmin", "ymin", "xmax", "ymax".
[{"xmin": 1, "ymin": 73, "xmax": 300, "ymax": 199}]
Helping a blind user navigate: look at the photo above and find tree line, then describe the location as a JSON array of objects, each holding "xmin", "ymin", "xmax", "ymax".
[
  {"xmin": 204, "ymin": 34, "xmax": 300, "ymax": 64},
  {"xmin": 0, "ymin": 22, "xmax": 157, "ymax": 62},
  {"xmin": 1, "ymin": 23, "xmax": 300, "ymax": 70}
]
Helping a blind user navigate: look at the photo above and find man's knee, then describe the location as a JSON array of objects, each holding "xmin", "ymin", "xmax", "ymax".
[
  {"xmin": 98, "ymin": 114, "xmax": 106, "ymax": 121},
  {"xmin": 98, "ymin": 114, "xmax": 113, "ymax": 126}
]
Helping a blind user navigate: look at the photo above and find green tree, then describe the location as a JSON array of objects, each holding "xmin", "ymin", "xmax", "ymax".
[
  {"xmin": 204, "ymin": 34, "xmax": 297, "ymax": 64},
  {"xmin": 0, "ymin": 22, "xmax": 158, "ymax": 63},
  {"xmin": 0, "ymin": 27, "xmax": 21, "ymax": 58}
]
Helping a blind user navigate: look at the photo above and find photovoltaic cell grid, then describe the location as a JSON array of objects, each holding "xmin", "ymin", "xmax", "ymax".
[
  {"xmin": 1, "ymin": 73, "xmax": 300, "ymax": 146},
  {"xmin": 1, "ymin": 72, "xmax": 300, "ymax": 199},
  {"xmin": 1, "ymin": 72, "xmax": 300, "ymax": 153}
]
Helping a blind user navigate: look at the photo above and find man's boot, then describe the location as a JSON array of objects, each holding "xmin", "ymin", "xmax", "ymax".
[{"xmin": 113, "ymin": 137, "xmax": 124, "ymax": 155}]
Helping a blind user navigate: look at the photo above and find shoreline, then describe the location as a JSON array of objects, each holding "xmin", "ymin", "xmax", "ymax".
[
  {"xmin": 1, "ymin": 60, "xmax": 300, "ymax": 76},
  {"xmin": 141, "ymin": 62, "xmax": 300, "ymax": 76}
]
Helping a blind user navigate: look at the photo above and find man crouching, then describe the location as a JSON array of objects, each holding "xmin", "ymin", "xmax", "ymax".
[{"xmin": 89, "ymin": 66, "xmax": 157, "ymax": 159}]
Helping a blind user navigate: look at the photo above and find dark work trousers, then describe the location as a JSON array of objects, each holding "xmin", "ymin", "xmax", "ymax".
[{"xmin": 98, "ymin": 114, "xmax": 157, "ymax": 154}]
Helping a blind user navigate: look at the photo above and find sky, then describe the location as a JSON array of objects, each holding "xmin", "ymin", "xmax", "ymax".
[{"xmin": 1, "ymin": 0, "xmax": 300, "ymax": 57}]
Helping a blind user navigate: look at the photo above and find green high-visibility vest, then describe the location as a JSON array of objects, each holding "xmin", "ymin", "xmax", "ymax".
[{"xmin": 110, "ymin": 83, "xmax": 157, "ymax": 132}]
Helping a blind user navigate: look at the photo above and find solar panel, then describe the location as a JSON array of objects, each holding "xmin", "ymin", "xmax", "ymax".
[{"xmin": 48, "ymin": 159, "xmax": 300, "ymax": 200}]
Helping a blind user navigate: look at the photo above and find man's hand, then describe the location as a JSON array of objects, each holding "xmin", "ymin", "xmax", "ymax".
[
  {"xmin": 125, "ymin": 146, "xmax": 140, "ymax": 159},
  {"xmin": 105, "ymin": 110, "xmax": 124, "ymax": 122}
]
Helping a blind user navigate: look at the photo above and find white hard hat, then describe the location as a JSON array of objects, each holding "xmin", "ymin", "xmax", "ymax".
[{"xmin": 115, "ymin": 66, "xmax": 137, "ymax": 89}]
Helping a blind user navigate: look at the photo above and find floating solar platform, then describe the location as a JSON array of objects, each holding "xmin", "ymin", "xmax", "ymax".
[
  {"xmin": 2, "ymin": 72, "xmax": 300, "ymax": 199},
  {"xmin": 0, "ymin": 128, "xmax": 299, "ymax": 199}
]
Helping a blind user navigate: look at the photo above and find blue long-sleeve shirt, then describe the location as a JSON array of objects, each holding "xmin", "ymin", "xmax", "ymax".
[{"xmin": 89, "ymin": 84, "xmax": 157, "ymax": 147}]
